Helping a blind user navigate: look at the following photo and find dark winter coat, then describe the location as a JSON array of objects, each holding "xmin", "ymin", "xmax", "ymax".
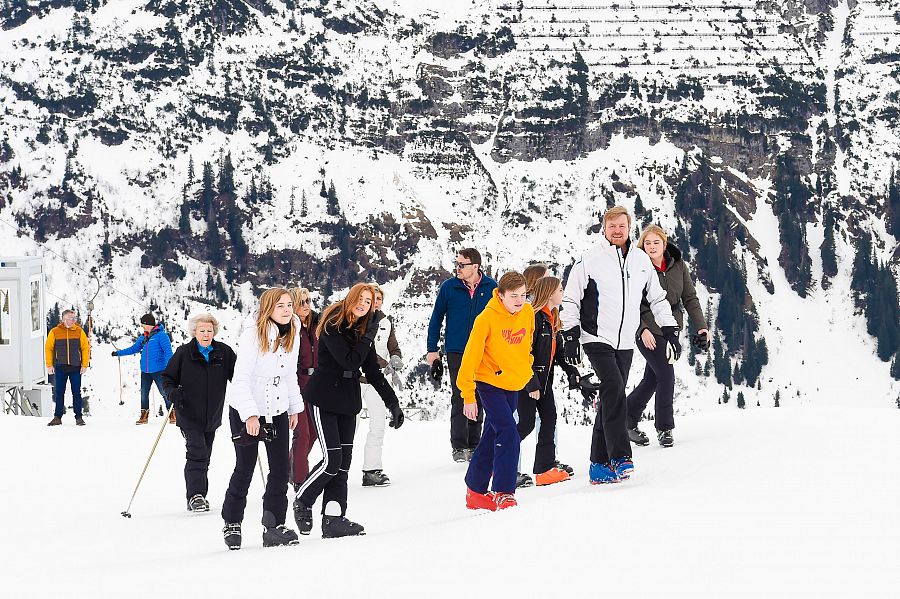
[
  {"xmin": 303, "ymin": 321, "xmax": 398, "ymax": 416},
  {"xmin": 296, "ymin": 311, "xmax": 319, "ymax": 390},
  {"xmin": 162, "ymin": 340, "xmax": 237, "ymax": 431},
  {"xmin": 117, "ymin": 324, "xmax": 174, "ymax": 373},
  {"xmin": 530, "ymin": 308, "xmax": 579, "ymax": 394},
  {"xmin": 640, "ymin": 243, "xmax": 707, "ymax": 336},
  {"xmin": 426, "ymin": 273, "xmax": 498, "ymax": 354}
]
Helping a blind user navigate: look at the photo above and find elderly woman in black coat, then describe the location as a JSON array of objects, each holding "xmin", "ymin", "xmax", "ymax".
[{"xmin": 162, "ymin": 313, "xmax": 237, "ymax": 512}]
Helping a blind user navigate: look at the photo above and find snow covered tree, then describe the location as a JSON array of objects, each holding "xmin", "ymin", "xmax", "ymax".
[{"xmin": 736, "ymin": 391, "xmax": 745, "ymax": 409}]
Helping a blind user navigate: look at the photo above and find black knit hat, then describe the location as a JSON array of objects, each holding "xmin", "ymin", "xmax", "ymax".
[{"xmin": 140, "ymin": 313, "xmax": 156, "ymax": 326}]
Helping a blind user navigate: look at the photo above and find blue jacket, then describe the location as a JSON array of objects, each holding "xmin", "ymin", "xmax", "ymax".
[
  {"xmin": 427, "ymin": 274, "xmax": 498, "ymax": 354},
  {"xmin": 117, "ymin": 324, "xmax": 174, "ymax": 373}
]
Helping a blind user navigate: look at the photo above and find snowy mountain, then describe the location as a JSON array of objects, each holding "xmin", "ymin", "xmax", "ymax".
[{"xmin": 1, "ymin": 0, "xmax": 899, "ymax": 418}]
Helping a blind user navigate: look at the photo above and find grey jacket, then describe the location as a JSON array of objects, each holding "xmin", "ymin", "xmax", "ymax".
[{"xmin": 640, "ymin": 244, "xmax": 707, "ymax": 336}]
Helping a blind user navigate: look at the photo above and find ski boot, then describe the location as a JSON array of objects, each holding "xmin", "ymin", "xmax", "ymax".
[
  {"xmin": 261, "ymin": 511, "xmax": 299, "ymax": 547},
  {"xmin": 516, "ymin": 472, "xmax": 534, "ymax": 488},
  {"xmin": 493, "ymin": 493, "xmax": 517, "ymax": 510},
  {"xmin": 452, "ymin": 449, "xmax": 468, "ymax": 463},
  {"xmin": 362, "ymin": 470, "xmax": 391, "ymax": 487},
  {"xmin": 293, "ymin": 498, "xmax": 313, "ymax": 535},
  {"xmin": 465, "ymin": 488, "xmax": 497, "ymax": 511},
  {"xmin": 322, "ymin": 515, "xmax": 365, "ymax": 539},
  {"xmin": 223, "ymin": 522, "xmax": 241, "ymax": 550},
  {"xmin": 610, "ymin": 457, "xmax": 634, "ymax": 480},
  {"xmin": 188, "ymin": 494, "xmax": 209, "ymax": 513},
  {"xmin": 535, "ymin": 467, "xmax": 570, "ymax": 486},
  {"xmin": 555, "ymin": 461, "xmax": 575, "ymax": 477},
  {"xmin": 589, "ymin": 462, "xmax": 620, "ymax": 485},
  {"xmin": 658, "ymin": 429, "xmax": 674, "ymax": 448},
  {"xmin": 628, "ymin": 426, "xmax": 649, "ymax": 447}
]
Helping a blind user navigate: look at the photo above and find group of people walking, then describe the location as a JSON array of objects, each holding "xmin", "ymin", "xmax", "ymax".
[{"xmin": 43, "ymin": 203, "xmax": 709, "ymax": 545}]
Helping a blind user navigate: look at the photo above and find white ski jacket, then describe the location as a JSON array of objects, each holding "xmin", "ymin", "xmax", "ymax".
[
  {"xmin": 227, "ymin": 314, "xmax": 304, "ymax": 422},
  {"xmin": 562, "ymin": 239, "xmax": 677, "ymax": 351}
]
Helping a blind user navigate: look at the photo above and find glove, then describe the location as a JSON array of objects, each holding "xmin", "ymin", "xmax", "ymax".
[
  {"xmin": 364, "ymin": 310, "xmax": 384, "ymax": 342},
  {"xmin": 661, "ymin": 326, "xmax": 682, "ymax": 364},
  {"xmin": 578, "ymin": 372, "xmax": 601, "ymax": 403},
  {"xmin": 168, "ymin": 388, "xmax": 185, "ymax": 405},
  {"xmin": 389, "ymin": 355, "xmax": 403, "ymax": 370},
  {"xmin": 562, "ymin": 326, "xmax": 581, "ymax": 366},
  {"xmin": 692, "ymin": 331, "xmax": 710, "ymax": 351},
  {"xmin": 566, "ymin": 370, "xmax": 581, "ymax": 390},
  {"xmin": 429, "ymin": 357, "xmax": 444, "ymax": 386},
  {"xmin": 111, "ymin": 350, "xmax": 118, "ymax": 357},
  {"xmin": 388, "ymin": 404, "xmax": 405, "ymax": 429}
]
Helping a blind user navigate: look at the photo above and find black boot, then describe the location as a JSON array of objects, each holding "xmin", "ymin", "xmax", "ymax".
[
  {"xmin": 188, "ymin": 494, "xmax": 210, "ymax": 512},
  {"xmin": 322, "ymin": 515, "xmax": 365, "ymax": 539},
  {"xmin": 657, "ymin": 429, "xmax": 674, "ymax": 448},
  {"xmin": 362, "ymin": 470, "xmax": 391, "ymax": 487},
  {"xmin": 628, "ymin": 426, "xmax": 650, "ymax": 447},
  {"xmin": 262, "ymin": 511, "xmax": 299, "ymax": 547},
  {"xmin": 223, "ymin": 522, "xmax": 241, "ymax": 550},
  {"xmin": 516, "ymin": 472, "xmax": 534, "ymax": 488},
  {"xmin": 293, "ymin": 498, "xmax": 313, "ymax": 535}
]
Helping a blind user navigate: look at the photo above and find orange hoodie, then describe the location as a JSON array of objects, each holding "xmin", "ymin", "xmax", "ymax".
[{"xmin": 457, "ymin": 289, "xmax": 536, "ymax": 404}]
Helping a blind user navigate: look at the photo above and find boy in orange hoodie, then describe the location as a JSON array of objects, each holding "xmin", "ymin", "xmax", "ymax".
[{"xmin": 459, "ymin": 271, "xmax": 537, "ymax": 511}]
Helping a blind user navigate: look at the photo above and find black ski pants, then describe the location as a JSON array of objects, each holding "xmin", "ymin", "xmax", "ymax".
[
  {"xmin": 517, "ymin": 370, "xmax": 558, "ymax": 474},
  {"xmin": 626, "ymin": 333, "xmax": 675, "ymax": 432},
  {"xmin": 447, "ymin": 352, "xmax": 483, "ymax": 451},
  {"xmin": 295, "ymin": 406, "xmax": 356, "ymax": 517},
  {"xmin": 221, "ymin": 408, "xmax": 290, "ymax": 525},
  {"xmin": 584, "ymin": 343, "xmax": 634, "ymax": 465},
  {"xmin": 181, "ymin": 427, "xmax": 216, "ymax": 500}
]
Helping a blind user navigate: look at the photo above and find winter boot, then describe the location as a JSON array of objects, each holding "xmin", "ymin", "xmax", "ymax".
[
  {"xmin": 516, "ymin": 472, "xmax": 534, "ymax": 489},
  {"xmin": 322, "ymin": 515, "xmax": 366, "ymax": 538},
  {"xmin": 135, "ymin": 410, "xmax": 149, "ymax": 425},
  {"xmin": 452, "ymin": 449, "xmax": 468, "ymax": 463},
  {"xmin": 628, "ymin": 426, "xmax": 650, "ymax": 447},
  {"xmin": 657, "ymin": 429, "xmax": 674, "ymax": 448},
  {"xmin": 362, "ymin": 470, "xmax": 391, "ymax": 487},
  {"xmin": 261, "ymin": 511, "xmax": 299, "ymax": 547},
  {"xmin": 555, "ymin": 461, "xmax": 575, "ymax": 477},
  {"xmin": 589, "ymin": 462, "xmax": 620, "ymax": 485},
  {"xmin": 168, "ymin": 410, "xmax": 177, "ymax": 425},
  {"xmin": 535, "ymin": 467, "xmax": 570, "ymax": 486},
  {"xmin": 493, "ymin": 493, "xmax": 517, "ymax": 510},
  {"xmin": 464, "ymin": 448, "xmax": 475, "ymax": 462},
  {"xmin": 47, "ymin": 416, "xmax": 62, "ymax": 426},
  {"xmin": 611, "ymin": 457, "xmax": 634, "ymax": 480},
  {"xmin": 293, "ymin": 498, "xmax": 313, "ymax": 535},
  {"xmin": 75, "ymin": 416, "xmax": 86, "ymax": 426},
  {"xmin": 223, "ymin": 522, "xmax": 241, "ymax": 550},
  {"xmin": 188, "ymin": 494, "xmax": 210, "ymax": 513},
  {"xmin": 465, "ymin": 488, "xmax": 497, "ymax": 511}
]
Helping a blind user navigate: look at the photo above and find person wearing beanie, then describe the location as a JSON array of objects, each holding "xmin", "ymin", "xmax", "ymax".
[{"xmin": 113, "ymin": 313, "xmax": 175, "ymax": 424}]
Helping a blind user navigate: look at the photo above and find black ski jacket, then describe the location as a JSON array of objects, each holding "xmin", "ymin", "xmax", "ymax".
[
  {"xmin": 531, "ymin": 309, "xmax": 579, "ymax": 394},
  {"xmin": 162, "ymin": 340, "xmax": 237, "ymax": 431},
  {"xmin": 303, "ymin": 321, "xmax": 398, "ymax": 416}
]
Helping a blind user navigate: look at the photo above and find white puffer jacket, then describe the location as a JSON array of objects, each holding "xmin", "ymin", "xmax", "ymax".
[
  {"xmin": 227, "ymin": 314, "xmax": 304, "ymax": 422},
  {"xmin": 562, "ymin": 239, "xmax": 677, "ymax": 351}
]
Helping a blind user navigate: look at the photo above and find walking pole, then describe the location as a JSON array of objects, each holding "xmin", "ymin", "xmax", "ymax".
[
  {"xmin": 257, "ymin": 453, "xmax": 266, "ymax": 487},
  {"xmin": 121, "ymin": 405, "xmax": 174, "ymax": 518}
]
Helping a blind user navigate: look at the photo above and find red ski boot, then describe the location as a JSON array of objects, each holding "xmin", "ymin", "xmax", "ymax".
[{"xmin": 466, "ymin": 488, "xmax": 497, "ymax": 511}]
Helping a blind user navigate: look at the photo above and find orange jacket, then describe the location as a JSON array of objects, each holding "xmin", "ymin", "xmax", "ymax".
[
  {"xmin": 45, "ymin": 323, "xmax": 90, "ymax": 368},
  {"xmin": 457, "ymin": 290, "xmax": 536, "ymax": 404}
]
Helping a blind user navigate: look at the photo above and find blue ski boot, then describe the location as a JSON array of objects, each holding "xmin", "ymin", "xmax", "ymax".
[
  {"xmin": 610, "ymin": 457, "xmax": 634, "ymax": 480},
  {"xmin": 589, "ymin": 462, "xmax": 619, "ymax": 484}
]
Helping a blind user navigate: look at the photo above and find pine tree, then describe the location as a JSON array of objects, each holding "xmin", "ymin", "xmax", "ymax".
[
  {"xmin": 218, "ymin": 152, "xmax": 235, "ymax": 195},
  {"xmin": 300, "ymin": 190, "xmax": 308, "ymax": 217},
  {"xmin": 179, "ymin": 184, "xmax": 191, "ymax": 233},
  {"xmin": 199, "ymin": 161, "xmax": 216, "ymax": 216},
  {"xmin": 721, "ymin": 388, "xmax": 730, "ymax": 404},
  {"xmin": 886, "ymin": 166, "xmax": 900, "ymax": 238},
  {"xmin": 736, "ymin": 391, "xmax": 745, "ymax": 409},
  {"xmin": 774, "ymin": 389, "xmax": 781, "ymax": 407},
  {"xmin": 821, "ymin": 207, "xmax": 838, "ymax": 282},
  {"xmin": 187, "ymin": 155, "xmax": 195, "ymax": 186},
  {"xmin": 46, "ymin": 303, "xmax": 61, "ymax": 331},
  {"xmin": 326, "ymin": 181, "xmax": 340, "ymax": 216}
]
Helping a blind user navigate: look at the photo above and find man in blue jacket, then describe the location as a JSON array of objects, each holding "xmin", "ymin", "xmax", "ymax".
[
  {"xmin": 113, "ymin": 313, "xmax": 174, "ymax": 425},
  {"xmin": 426, "ymin": 248, "xmax": 498, "ymax": 463}
]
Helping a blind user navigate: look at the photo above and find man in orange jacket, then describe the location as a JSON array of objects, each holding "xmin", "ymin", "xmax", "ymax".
[
  {"xmin": 458, "ymin": 271, "xmax": 536, "ymax": 511},
  {"xmin": 45, "ymin": 309, "xmax": 90, "ymax": 426}
]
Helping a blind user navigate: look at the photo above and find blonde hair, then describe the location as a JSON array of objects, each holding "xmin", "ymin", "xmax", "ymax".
[
  {"xmin": 523, "ymin": 264, "xmax": 548, "ymax": 295},
  {"xmin": 497, "ymin": 271, "xmax": 527, "ymax": 294},
  {"xmin": 317, "ymin": 283, "xmax": 376, "ymax": 340},
  {"xmin": 638, "ymin": 224, "xmax": 668, "ymax": 250},
  {"xmin": 531, "ymin": 276, "xmax": 562, "ymax": 332},
  {"xmin": 188, "ymin": 313, "xmax": 220, "ymax": 337},
  {"xmin": 369, "ymin": 283, "xmax": 384, "ymax": 301},
  {"xmin": 602, "ymin": 205, "xmax": 632, "ymax": 228},
  {"xmin": 256, "ymin": 288, "xmax": 297, "ymax": 354}
]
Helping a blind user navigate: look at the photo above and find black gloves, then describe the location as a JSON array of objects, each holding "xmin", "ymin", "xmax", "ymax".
[
  {"xmin": 566, "ymin": 370, "xmax": 600, "ymax": 402},
  {"xmin": 562, "ymin": 326, "xmax": 581, "ymax": 366},
  {"xmin": 566, "ymin": 370, "xmax": 581, "ymax": 390},
  {"xmin": 111, "ymin": 350, "xmax": 118, "ymax": 357},
  {"xmin": 388, "ymin": 404, "xmax": 405, "ymax": 429},
  {"xmin": 429, "ymin": 355, "xmax": 444, "ymax": 387},
  {"xmin": 168, "ymin": 388, "xmax": 185, "ymax": 405},
  {"xmin": 661, "ymin": 326, "xmax": 682, "ymax": 363},
  {"xmin": 364, "ymin": 310, "xmax": 384, "ymax": 343},
  {"xmin": 692, "ymin": 331, "xmax": 710, "ymax": 351}
]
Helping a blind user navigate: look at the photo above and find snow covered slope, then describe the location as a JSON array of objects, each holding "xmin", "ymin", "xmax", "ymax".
[{"xmin": 2, "ymin": 406, "xmax": 898, "ymax": 597}]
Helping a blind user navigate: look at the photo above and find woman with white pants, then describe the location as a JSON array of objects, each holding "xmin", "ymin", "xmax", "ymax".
[{"xmin": 359, "ymin": 284, "xmax": 403, "ymax": 487}]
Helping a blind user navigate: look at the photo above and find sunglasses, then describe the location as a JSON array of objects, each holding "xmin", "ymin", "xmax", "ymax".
[
  {"xmin": 298, "ymin": 299, "xmax": 309, "ymax": 306},
  {"xmin": 454, "ymin": 262, "xmax": 474, "ymax": 270}
]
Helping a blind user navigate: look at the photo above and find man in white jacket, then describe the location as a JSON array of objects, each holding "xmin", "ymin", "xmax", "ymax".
[{"xmin": 561, "ymin": 206, "xmax": 679, "ymax": 484}]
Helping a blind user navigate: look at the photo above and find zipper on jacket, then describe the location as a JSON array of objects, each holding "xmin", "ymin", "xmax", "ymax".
[{"xmin": 616, "ymin": 247, "xmax": 626, "ymax": 349}]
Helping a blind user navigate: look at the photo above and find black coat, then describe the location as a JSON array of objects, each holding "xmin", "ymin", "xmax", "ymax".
[
  {"xmin": 303, "ymin": 322, "xmax": 398, "ymax": 416},
  {"xmin": 162, "ymin": 340, "xmax": 237, "ymax": 431},
  {"xmin": 530, "ymin": 309, "xmax": 578, "ymax": 395}
]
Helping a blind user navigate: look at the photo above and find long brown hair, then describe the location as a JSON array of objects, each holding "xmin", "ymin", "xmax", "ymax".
[
  {"xmin": 256, "ymin": 288, "xmax": 297, "ymax": 354},
  {"xmin": 531, "ymin": 276, "xmax": 562, "ymax": 332},
  {"xmin": 523, "ymin": 263, "xmax": 548, "ymax": 295},
  {"xmin": 316, "ymin": 283, "xmax": 376, "ymax": 340}
]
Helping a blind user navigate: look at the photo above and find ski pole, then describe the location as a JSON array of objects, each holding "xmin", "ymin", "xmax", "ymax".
[
  {"xmin": 117, "ymin": 356, "xmax": 124, "ymax": 406},
  {"xmin": 121, "ymin": 405, "xmax": 174, "ymax": 518},
  {"xmin": 257, "ymin": 452, "xmax": 266, "ymax": 487}
]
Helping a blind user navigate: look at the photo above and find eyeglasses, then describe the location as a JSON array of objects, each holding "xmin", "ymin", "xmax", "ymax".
[
  {"xmin": 63, "ymin": 317, "xmax": 76, "ymax": 322},
  {"xmin": 298, "ymin": 299, "xmax": 309, "ymax": 306},
  {"xmin": 454, "ymin": 262, "xmax": 474, "ymax": 270}
]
